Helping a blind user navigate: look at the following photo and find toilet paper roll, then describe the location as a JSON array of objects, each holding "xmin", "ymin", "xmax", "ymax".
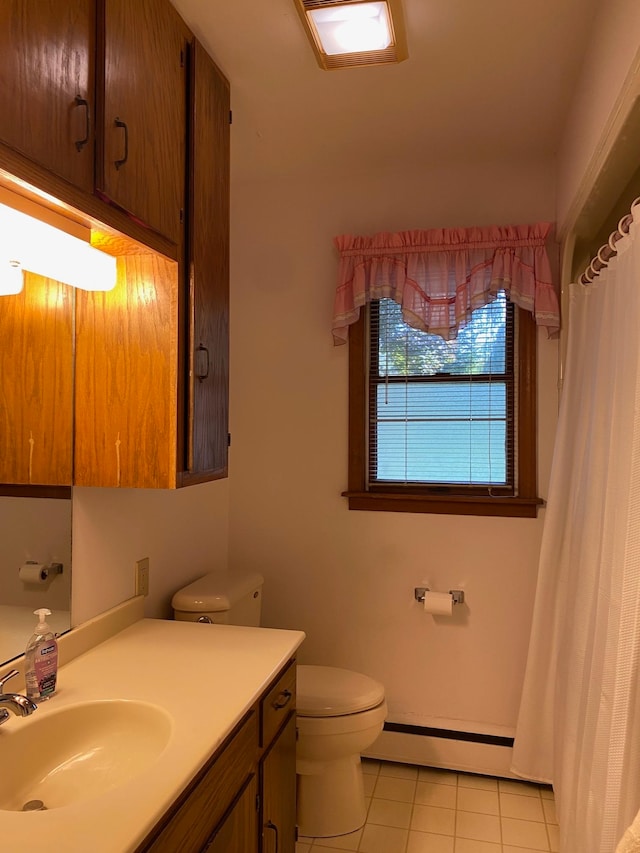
[
  {"xmin": 18, "ymin": 562, "xmax": 48, "ymax": 584},
  {"xmin": 423, "ymin": 590, "xmax": 453, "ymax": 616}
]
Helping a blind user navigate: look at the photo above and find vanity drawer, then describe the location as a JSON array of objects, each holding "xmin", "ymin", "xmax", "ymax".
[
  {"xmin": 140, "ymin": 708, "xmax": 258, "ymax": 853},
  {"xmin": 260, "ymin": 659, "xmax": 296, "ymax": 748}
]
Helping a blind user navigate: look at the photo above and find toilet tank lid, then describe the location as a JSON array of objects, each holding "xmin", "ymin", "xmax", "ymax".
[
  {"xmin": 296, "ymin": 665, "xmax": 385, "ymax": 716},
  {"xmin": 171, "ymin": 570, "xmax": 264, "ymax": 613}
]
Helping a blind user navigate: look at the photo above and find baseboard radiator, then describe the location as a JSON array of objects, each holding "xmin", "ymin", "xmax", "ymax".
[{"xmin": 363, "ymin": 722, "xmax": 527, "ymax": 781}]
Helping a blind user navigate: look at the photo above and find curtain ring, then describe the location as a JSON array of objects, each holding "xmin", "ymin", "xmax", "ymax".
[
  {"xmin": 596, "ymin": 246, "xmax": 609, "ymax": 269},
  {"xmin": 618, "ymin": 213, "xmax": 633, "ymax": 235},
  {"xmin": 582, "ymin": 266, "xmax": 595, "ymax": 284},
  {"xmin": 608, "ymin": 230, "xmax": 620, "ymax": 252}
]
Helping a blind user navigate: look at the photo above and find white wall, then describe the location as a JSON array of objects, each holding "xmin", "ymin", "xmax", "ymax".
[
  {"xmin": 71, "ymin": 479, "xmax": 229, "ymax": 625},
  {"xmin": 557, "ymin": 0, "xmax": 640, "ymax": 231},
  {"xmin": 228, "ymin": 158, "xmax": 559, "ymax": 737}
]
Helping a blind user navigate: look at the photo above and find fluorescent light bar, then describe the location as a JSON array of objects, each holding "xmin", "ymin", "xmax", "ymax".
[
  {"xmin": 309, "ymin": 2, "xmax": 391, "ymax": 55},
  {"xmin": 0, "ymin": 201, "xmax": 117, "ymax": 293},
  {"xmin": 0, "ymin": 260, "xmax": 24, "ymax": 296}
]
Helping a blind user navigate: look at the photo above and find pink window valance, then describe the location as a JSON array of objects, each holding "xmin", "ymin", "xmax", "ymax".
[{"xmin": 332, "ymin": 222, "xmax": 560, "ymax": 345}]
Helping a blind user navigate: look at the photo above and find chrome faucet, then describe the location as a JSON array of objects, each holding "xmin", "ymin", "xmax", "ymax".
[{"xmin": 0, "ymin": 670, "xmax": 37, "ymax": 725}]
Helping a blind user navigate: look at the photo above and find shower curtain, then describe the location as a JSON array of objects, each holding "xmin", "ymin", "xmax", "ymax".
[{"xmin": 512, "ymin": 209, "xmax": 640, "ymax": 853}]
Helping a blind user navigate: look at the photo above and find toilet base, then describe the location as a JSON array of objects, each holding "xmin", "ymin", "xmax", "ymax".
[{"xmin": 297, "ymin": 754, "xmax": 367, "ymax": 838}]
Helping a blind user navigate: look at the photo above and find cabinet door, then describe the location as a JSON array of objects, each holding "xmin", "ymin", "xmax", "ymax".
[
  {"xmin": 0, "ymin": 274, "xmax": 74, "ymax": 485},
  {"xmin": 0, "ymin": 0, "xmax": 94, "ymax": 192},
  {"xmin": 185, "ymin": 41, "xmax": 230, "ymax": 480},
  {"xmin": 204, "ymin": 774, "xmax": 257, "ymax": 853},
  {"xmin": 261, "ymin": 714, "xmax": 297, "ymax": 853},
  {"xmin": 98, "ymin": 0, "xmax": 186, "ymax": 244}
]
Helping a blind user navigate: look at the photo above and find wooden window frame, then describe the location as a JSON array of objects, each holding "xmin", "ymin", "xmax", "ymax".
[{"xmin": 343, "ymin": 302, "xmax": 543, "ymax": 518}]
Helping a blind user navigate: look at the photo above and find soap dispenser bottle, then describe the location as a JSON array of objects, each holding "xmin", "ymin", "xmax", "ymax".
[{"xmin": 25, "ymin": 608, "xmax": 58, "ymax": 702}]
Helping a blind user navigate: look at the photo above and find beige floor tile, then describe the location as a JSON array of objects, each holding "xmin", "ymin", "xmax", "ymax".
[
  {"xmin": 378, "ymin": 761, "xmax": 420, "ymax": 780},
  {"xmin": 295, "ymin": 844, "xmax": 312, "ymax": 853},
  {"xmin": 499, "ymin": 779, "xmax": 543, "ymax": 797},
  {"xmin": 407, "ymin": 830, "xmax": 455, "ymax": 853},
  {"xmin": 540, "ymin": 787, "xmax": 554, "ymax": 800},
  {"xmin": 361, "ymin": 758, "xmax": 381, "ymax": 776},
  {"xmin": 455, "ymin": 811, "xmax": 502, "ymax": 844},
  {"xmin": 418, "ymin": 767, "xmax": 459, "ymax": 786},
  {"xmin": 504, "ymin": 847, "xmax": 552, "ymax": 853},
  {"xmin": 367, "ymin": 797, "xmax": 413, "ymax": 829},
  {"xmin": 542, "ymin": 798, "xmax": 558, "ymax": 824},
  {"xmin": 457, "ymin": 774, "xmax": 499, "ymax": 792},
  {"xmin": 456, "ymin": 786, "xmax": 499, "ymax": 816},
  {"xmin": 415, "ymin": 780, "xmax": 458, "ymax": 809},
  {"xmin": 363, "ymin": 774, "xmax": 376, "ymax": 797},
  {"xmin": 547, "ymin": 823, "xmax": 560, "ymax": 852},
  {"xmin": 373, "ymin": 775, "xmax": 417, "ymax": 802},
  {"xmin": 411, "ymin": 803, "xmax": 456, "ymax": 835},
  {"xmin": 454, "ymin": 839, "xmax": 501, "ymax": 853},
  {"xmin": 358, "ymin": 823, "xmax": 409, "ymax": 853},
  {"xmin": 500, "ymin": 791, "xmax": 545, "ymax": 822},
  {"xmin": 501, "ymin": 817, "xmax": 550, "ymax": 850},
  {"xmin": 311, "ymin": 829, "xmax": 362, "ymax": 850}
]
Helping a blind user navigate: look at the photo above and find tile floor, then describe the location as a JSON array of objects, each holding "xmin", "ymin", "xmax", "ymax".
[{"xmin": 297, "ymin": 759, "xmax": 558, "ymax": 853}]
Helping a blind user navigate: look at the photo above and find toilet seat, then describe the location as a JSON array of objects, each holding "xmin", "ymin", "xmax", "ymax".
[{"xmin": 297, "ymin": 665, "xmax": 385, "ymax": 717}]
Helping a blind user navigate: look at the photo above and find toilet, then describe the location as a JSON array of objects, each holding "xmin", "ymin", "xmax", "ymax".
[{"xmin": 171, "ymin": 570, "xmax": 387, "ymax": 838}]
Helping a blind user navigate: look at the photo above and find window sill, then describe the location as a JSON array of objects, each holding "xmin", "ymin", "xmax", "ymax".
[{"xmin": 342, "ymin": 491, "xmax": 544, "ymax": 518}]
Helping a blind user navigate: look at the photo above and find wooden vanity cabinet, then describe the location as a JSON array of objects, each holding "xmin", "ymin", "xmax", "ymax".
[
  {"xmin": 0, "ymin": 1, "xmax": 95, "ymax": 194},
  {"xmin": 136, "ymin": 661, "xmax": 297, "ymax": 853}
]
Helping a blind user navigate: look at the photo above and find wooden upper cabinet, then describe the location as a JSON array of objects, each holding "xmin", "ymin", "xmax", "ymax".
[
  {"xmin": 97, "ymin": 0, "xmax": 187, "ymax": 245},
  {"xmin": 0, "ymin": 1, "xmax": 95, "ymax": 193},
  {"xmin": 0, "ymin": 274, "xmax": 74, "ymax": 486},
  {"xmin": 185, "ymin": 41, "xmax": 230, "ymax": 482}
]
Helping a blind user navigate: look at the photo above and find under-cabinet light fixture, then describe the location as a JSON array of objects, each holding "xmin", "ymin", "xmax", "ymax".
[
  {"xmin": 293, "ymin": 0, "xmax": 408, "ymax": 70},
  {"xmin": 0, "ymin": 191, "xmax": 117, "ymax": 296}
]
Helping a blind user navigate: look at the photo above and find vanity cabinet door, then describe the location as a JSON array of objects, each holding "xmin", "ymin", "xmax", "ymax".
[
  {"xmin": 261, "ymin": 713, "xmax": 297, "ymax": 853},
  {"xmin": 0, "ymin": 0, "xmax": 95, "ymax": 193},
  {"xmin": 0, "ymin": 274, "xmax": 74, "ymax": 486},
  {"xmin": 203, "ymin": 774, "xmax": 257, "ymax": 853},
  {"xmin": 182, "ymin": 40, "xmax": 230, "ymax": 483},
  {"xmin": 97, "ymin": 0, "xmax": 186, "ymax": 244},
  {"xmin": 138, "ymin": 710, "xmax": 258, "ymax": 853}
]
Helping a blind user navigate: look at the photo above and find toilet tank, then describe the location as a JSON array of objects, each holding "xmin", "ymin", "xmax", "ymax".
[{"xmin": 171, "ymin": 570, "xmax": 264, "ymax": 626}]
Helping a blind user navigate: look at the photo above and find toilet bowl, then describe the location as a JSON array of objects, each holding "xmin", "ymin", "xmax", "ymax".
[
  {"xmin": 171, "ymin": 573, "xmax": 387, "ymax": 839},
  {"xmin": 296, "ymin": 665, "xmax": 387, "ymax": 838}
]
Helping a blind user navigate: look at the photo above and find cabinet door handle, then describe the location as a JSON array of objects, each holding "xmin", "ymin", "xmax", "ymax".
[
  {"xmin": 272, "ymin": 689, "xmax": 292, "ymax": 711},
  {"xmin": 195, "ymin": 344, "xmax": 210, "ymax": 381},
  {"xmin": 114, "ymin": 117, "xmax": 129, "ymax": 169},
  {"xmin": 74, "ymin": 96, "xmax": 91, "ymax": 151},
  {"xmin": 265, "ymin": 820, "xmax": 279, "ymax": 853}
]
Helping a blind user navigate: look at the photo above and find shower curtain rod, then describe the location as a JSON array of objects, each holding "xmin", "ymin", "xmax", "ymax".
[{"xmin": 579, "ymin": 196, "xmax": 640, "ymax": 285}]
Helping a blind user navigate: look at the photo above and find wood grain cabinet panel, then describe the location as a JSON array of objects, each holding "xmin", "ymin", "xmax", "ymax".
[
  {"xmin": 185, "ymin": 41, "xmax": 230, "ymax": 482},
  {"xmin": 0, "ymin": 274, "xmax": 73, "ymax": 486},
  {"xmin": 97, "ymin": 0, "xmax": 187, "ymax": 244},
  {"xmin": 74, "ymin": 253, "xmax": 179, "ymax": 488},
  {"xmin": 0, "ymin": 0, "xmax": 95, "ymax": 193},
  {"xmin": 261, "ymin": 713, "xmax": 297, "ymax": 853},
  {"xmin": 137, "ymin": 662, "xmax": 298, "ymax": 853}
]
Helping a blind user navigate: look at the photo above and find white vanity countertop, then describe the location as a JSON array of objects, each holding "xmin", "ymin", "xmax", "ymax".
[{"xmin": 0, "ymin": 617, "xmax": 305, "ymax": 851}]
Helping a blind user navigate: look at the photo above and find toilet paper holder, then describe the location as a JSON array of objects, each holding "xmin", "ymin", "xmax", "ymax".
[{"xmin": 414, "ymin": 587, "xmax": 465, "ymax": 606}]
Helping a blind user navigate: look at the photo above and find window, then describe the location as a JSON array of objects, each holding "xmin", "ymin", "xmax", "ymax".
[{"xmin": 344, "ymin": 292, "xmax": 541, "ymax": 517}]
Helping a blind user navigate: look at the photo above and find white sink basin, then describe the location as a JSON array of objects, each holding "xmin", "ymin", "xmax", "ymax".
[{"xmin": 0, "ymin": 700, "xmax": 173, "ymax": 811}]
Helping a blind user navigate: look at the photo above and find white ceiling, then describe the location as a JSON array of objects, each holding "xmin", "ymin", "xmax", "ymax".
[{"xmin": 172, "ymin": 0, "xmax": 601, "ymax": 183}]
